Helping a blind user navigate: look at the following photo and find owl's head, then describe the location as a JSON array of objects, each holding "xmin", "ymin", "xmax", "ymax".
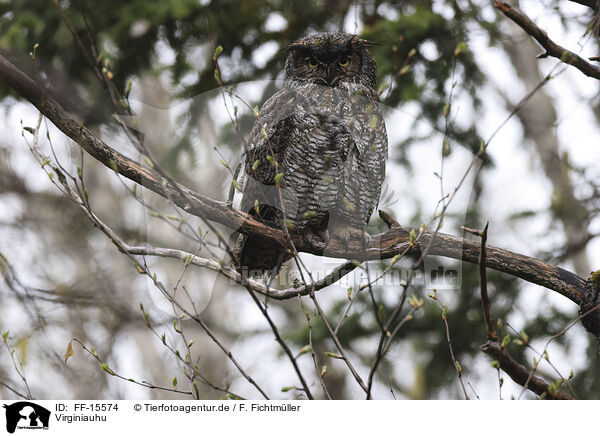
[{"xmin": 284, "ymin": 33, "xmax": 377, "ymax": 89}]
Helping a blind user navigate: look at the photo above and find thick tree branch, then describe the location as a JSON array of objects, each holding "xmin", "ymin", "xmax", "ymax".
[
  {"xmin": 0, "ymin": 53, "xmax": 590, "ymax": 306},
  {"xmin": 495, "ymin": 1, "xmax": 600, "ymax": 79},
  {"xmin": 372, "ymin": 224, "xmax": 588, "ymax": 304}
]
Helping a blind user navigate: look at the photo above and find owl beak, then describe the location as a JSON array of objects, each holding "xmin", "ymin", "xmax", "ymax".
[{"xmin": 326, "ymin": 64, "xmax": 334, "ymax": 86}]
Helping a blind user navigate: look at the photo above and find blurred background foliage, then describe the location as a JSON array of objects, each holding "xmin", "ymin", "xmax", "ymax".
[{"xmin": 0, "ymin": 0, "xmax": 599, "ymax": 399}]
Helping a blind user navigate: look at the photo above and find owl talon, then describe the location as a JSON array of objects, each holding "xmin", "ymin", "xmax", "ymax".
[
  {"xmin": 333, "ymin": 226, "xmax": 370, "ymax": 254},
  {"xmin": 305, "ymin": 231, "xmax": 330, "ymax": 251},
  {"xmin": 342, "ymin": 232, "xmax": 350, "ymax": 253},
  {"xmin": 362, "ymin": 231, "xmax": 371, "ymax": 248},
  {"xmin": 306, "ymin": 233, "xmax": 313, "ymax": 246},
  {"xmin": 323, "ymin": 230, "xmax": 330, "ymax": 248}
]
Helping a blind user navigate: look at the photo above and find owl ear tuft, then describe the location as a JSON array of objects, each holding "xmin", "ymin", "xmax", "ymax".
[{"xmin": 286, "ymin": 41, "xmax": 307, "ymax": 51}]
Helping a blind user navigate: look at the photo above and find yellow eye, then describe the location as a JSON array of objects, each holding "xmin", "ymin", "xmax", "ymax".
[
  {"xmin": 307, "ymin": 58, "xmax": 318, "ymax": 68},
  {"xmin": 338, "ymin": 56, "xmax": 350, "ymax": 67}
]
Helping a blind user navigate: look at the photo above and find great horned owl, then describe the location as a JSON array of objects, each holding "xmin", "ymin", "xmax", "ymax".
[{"xmin": 233, "ymin": 32, "xmax": 387, "ymax": 275}]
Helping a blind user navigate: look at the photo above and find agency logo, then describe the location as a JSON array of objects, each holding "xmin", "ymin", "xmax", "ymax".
[{"xmin": 2, "ymin": 402, "xmax": 50, "ymax": 433}]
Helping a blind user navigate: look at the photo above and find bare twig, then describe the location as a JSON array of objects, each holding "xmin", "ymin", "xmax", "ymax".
[
  {"xmin": 298, "ymin": 298, "xmax": 332, "ymax": 399},
  {"xmin": 480, "ymin": 340, "xmax": 574, "ymax": 399},
  {"xmin": 310, "ymin": 292, "xmax": 369, "ymax": 394},
  {"xmin": 464, "ymin": 223, "xmax": 497, "ymax": 341},
  {"xmin": 469, "ymin": 224, "xmax": 574, "ymax": 400},
  {"xmin": 2, "ymin": 334, "xmax": 33, "ymax": 399},
  {"xmin": 0, "ymin": 379, "xmax": 30, "ymax": 400},
  {"xmin": 243, "ymin": 285, "xmax": 315, "ymax": 399},
  {"xmin": 494, "ymin": 1, "xmax": 600, "ymax": 80},
  {"xmin": 69, "ymin": 339, "xmax": 197, "ymax": 397},
  {"xmin": 140, "ymin": 304, "xmax": 245, "ymax": 399},
  {"xmin": 429, "ymin": 292, "xmax": 470, "ymax": 399},
  {"xmin": 49, "ymin": 171, "xmax": 271, "ymax": 400}
]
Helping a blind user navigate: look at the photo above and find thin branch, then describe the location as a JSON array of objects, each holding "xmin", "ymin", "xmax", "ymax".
[
  {"xmin": 2, "ymin": 335, "xmax": 33, "ymax": 399},
  {"xmin": 243, "ymin": 285, "xmax": 315, "ymax": 399},
  {"xmin": 494, "ymin": 1, "xmax": 600, "ymax": 80},
  {"xmin": 464, "ymin": 223, "xmax": 497, "ymax": 341},
  {"xmin": 141, "ymin": 303, "xmax": 245, "ymax": 399},
  {"xmin": 70, "ymin": 339, "xmax": 196, "ymax": 397},
  {"xmin": 52, "ymin": 174, "xmax": 271, "ymax": 400},
  {"xmin": 430, "ymin": 292, "xmax": 470, "ymax": 399},
  {"xmin": 468, "ymin": 224, "xmax": 574, "ymax": 400},
  {"xmin": 479, "ymin": 341, "xmax": 573, "ymax": 399},
  {"xmin": 0, "ymin": 379, "xmax": 30, "ymax": 400},
  {"xmin": 310, "ymin": 292, "xmax": 370, "ymax": 394},
  {"xmin": 122, "ymin": 244, "xmax": 358, "ymax": 300},
  {"xmin": 298, "ymin": 298, "xmax": 332, "ymax": 399}
]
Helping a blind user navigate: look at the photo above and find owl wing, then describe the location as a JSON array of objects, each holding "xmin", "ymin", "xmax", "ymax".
[
  {"xmin": 350, "ymin": 87, "xmax": 388, "ymax": 226},
  {"xmin": 328, "ymin": 83, "xmax": 388, "ymax": 227},
  {"xmin": 240, "ymin": 88, "xmax": 298, "ymax": 215},
  {"xmin": 241, "ymin": 84, "xmax": 334, "ymax": 226},
  {"xmin": 234, "ymin": 88, "xmax": 299, "ymax": 273},
  {"xmin": 233, "ymin": 83, "xmax": 388, "ymax": 272}
]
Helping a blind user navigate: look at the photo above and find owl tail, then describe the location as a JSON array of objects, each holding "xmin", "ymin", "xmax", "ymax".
[
  {"xmin": 232, "ymin": 233, "xmax": 289, "ymax": 278},
  {"xmin": 230, "ymin": 202, "xmax": 291, "ymax": 278}
]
